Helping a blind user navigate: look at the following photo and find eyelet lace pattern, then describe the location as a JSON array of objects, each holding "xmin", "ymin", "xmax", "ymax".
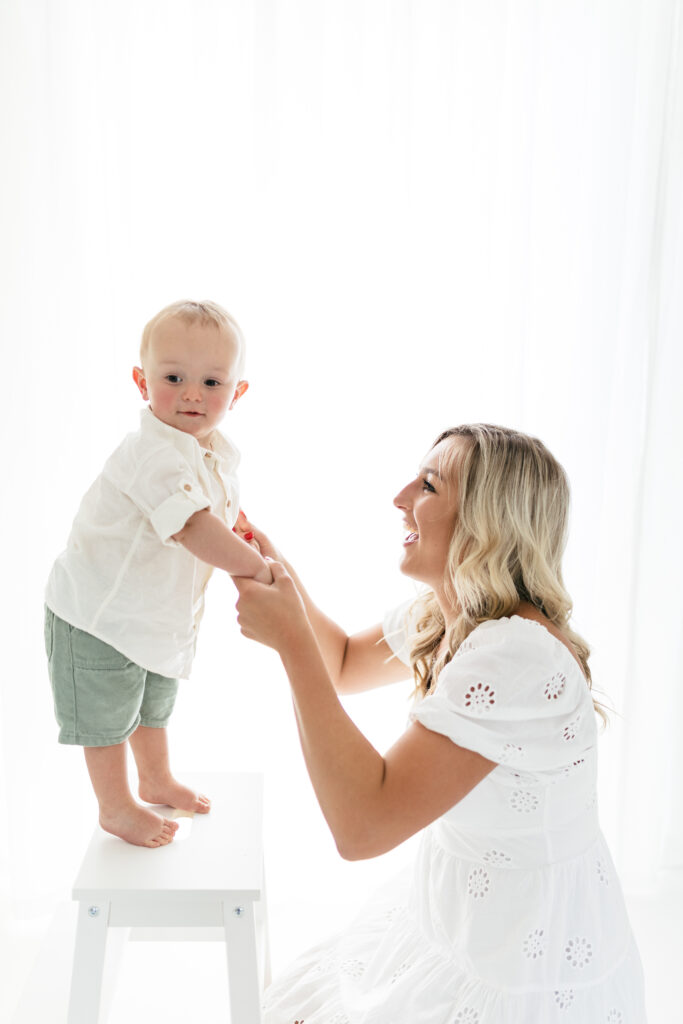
[
  {"xmin": 523, "ymin": 928, "xmax": 546, "ymax": 960},
  {"xmin": 563, "ymin": 714, "xmax": 582, "ymax": 742},
  {"xmin": 510, "ymin": 789, "xmax": 539, "ymax": 813},
  {"xmin": 565, "ymin": 936, "xmax": 593, "ymax": 969},
  {"xmin": 545, "ymin": 672, "xmax": 566, "ymax": 700},
  {"xmin": 482, "ymin": 849, "xmax": 513, "ymax": 866},
  {"xmin": 463, "ymin": 682, "xmax": 496, "ymax": 714},
  {"xmin": 467, "ymin": 867, "xmax": 491, "ymax": 900},
  {"xmin": 554, "ymin": 989, "xmax": 575, "ymax": 1010}
]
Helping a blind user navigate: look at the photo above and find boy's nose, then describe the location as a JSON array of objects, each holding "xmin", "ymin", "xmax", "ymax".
[{"xmin": 182, "ymin": 383, "xmax": 202, "ymax": 401}]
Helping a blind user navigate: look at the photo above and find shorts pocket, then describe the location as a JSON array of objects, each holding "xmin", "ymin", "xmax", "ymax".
[
  {"xmin": 65, "ymin": 628, "xmax": 146, "ymax": 742},
  {"xmin": 72, "ymin": 660, "xmax": 145, "ymax": 740},
  {"xmin": 68, "ymin": 627, "xmax": 131, "ymax": 670}
]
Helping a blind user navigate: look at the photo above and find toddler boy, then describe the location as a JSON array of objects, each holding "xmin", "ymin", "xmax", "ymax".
[{"xmin": 45, "ymin": 300, "xmax": 271, "ymax": 847}]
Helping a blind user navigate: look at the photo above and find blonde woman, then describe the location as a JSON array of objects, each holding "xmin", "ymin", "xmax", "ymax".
[{"xmin": 234, "ymin": 424, "xmax": 646, "ymax": 1023}]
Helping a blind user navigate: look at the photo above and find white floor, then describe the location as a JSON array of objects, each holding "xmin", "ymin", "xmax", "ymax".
[{"xmin": 4, "ymin": 883, "xmax": 677, "ymax": 1022}]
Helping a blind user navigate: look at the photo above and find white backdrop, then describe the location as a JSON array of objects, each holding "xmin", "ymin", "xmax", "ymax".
[{"xmin": 2, "ymin": 0, "xmax": 682, "ymax": 1018}]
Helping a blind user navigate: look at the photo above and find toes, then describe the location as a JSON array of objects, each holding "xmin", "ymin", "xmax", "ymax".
[
  {"xmin": 144, "ymin": 827, "xmax": 175, "ymax": 848},
  {"xmin": 195, "ymin": 794, "xmax": 211, "ymax": 813},
  {"xmin": 162, "ymin": 817, "xmax": 180, "ymax": 832}
]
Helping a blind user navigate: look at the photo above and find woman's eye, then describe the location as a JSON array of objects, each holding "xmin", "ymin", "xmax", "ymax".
[
  {"xmin": 422, "ymin": 478, "xmax": 436, "ymax": 493},
  {"xmin": 165, "ymin": 374, "xmax": 182, "ymax": 383},
  {"xmin": 204, "ymin": 378, "xmax": 221, "ymax": 388}
]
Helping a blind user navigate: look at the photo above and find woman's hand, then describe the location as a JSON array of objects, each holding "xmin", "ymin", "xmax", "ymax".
[
  {"xmin": 232, "ymin": 509, "xmax": 260, "ymax": 552},
  {"xmin": 232, "ymin": 509, "xmax": 282, "ymax": 561},
  {"xmin": 234, "ymin": 560, "xmax": 310, "ymax": 652}
]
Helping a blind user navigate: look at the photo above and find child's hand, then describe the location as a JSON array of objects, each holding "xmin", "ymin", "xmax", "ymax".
[{"xmin": 234, "ymin": 561, "xmax": 308, "ymax": 652}]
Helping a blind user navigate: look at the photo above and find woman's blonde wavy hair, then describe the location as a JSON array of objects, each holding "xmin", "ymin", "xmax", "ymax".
[{"xmin": 409, "ymin": 424, "xmax": 606, "ymax": 721}]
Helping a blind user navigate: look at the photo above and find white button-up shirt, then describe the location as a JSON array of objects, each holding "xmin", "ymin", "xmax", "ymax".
[{"xmin": 45, "ymin": 408, "xmax": 240, "ymax": 678}]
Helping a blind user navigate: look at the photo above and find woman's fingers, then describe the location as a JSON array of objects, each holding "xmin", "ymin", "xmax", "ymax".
[
  {"xmin": 232, "ymin": 511, "xmax": 282, "ymax": 562},
  {"xmin": 233, "ymin": 561, "xmax": 306, "ymax": 650},
  {"xmin": 265, "ymin": 559, "xmax": 287, "ymax": 580},
  {"xmin": 232, "ymin": 509, "xmax": 249, "ymax": 533}
]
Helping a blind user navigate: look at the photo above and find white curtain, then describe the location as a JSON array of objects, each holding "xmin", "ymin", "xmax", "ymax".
[{"xmin": 1, "ymin": 0, "xmax": 682, "ymax": 1009}]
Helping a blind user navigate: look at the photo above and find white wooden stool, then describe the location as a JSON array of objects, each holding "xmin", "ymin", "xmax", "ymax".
[{"xmin": 67, "ymin": 772, "xmax": 269, "ymax": 1024}]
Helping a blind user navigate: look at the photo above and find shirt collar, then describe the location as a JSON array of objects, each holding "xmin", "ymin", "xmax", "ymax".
[{"xmin": 139, "ymin": 407, "xmax": 240, "ymax": 471}]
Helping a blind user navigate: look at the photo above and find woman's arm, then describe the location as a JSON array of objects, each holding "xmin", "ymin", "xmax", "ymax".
[
  {"xmin": 335, "ymin": 624, "xmax": 411, "ymax": 695},
  {"xmin": 236, "ymin": 519, "xmax": 409, "ymax": 694},
  {"xmin": 234, "ymin": 563, "xmax": 495, "ymax": 860}
]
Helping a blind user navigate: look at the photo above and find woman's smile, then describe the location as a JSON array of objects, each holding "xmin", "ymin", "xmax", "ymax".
[{"xmin": 394, "ymin": 437, "xmax": 464, "ymax": 591}]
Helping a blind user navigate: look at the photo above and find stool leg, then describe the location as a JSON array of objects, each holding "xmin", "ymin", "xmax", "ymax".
[
  {"xmin": 67, "ymin": 899, "xmax": 111, "ymax": 1024},
  {"xmin": 222, "ymin": 900, "xmax": 262, "ymax": 1024},
  {"xmin": 254, "ymin": 897, "xmax": 271, "ymax": 990},
  {"xmin": 254, "ymin": 865, "xmax": 272, "ymax": 990}
]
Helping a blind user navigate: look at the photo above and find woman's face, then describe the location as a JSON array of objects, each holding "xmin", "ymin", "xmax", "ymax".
[{"xmin": 393, "ymin": 437, "xmax": 463, "ymax": 593}]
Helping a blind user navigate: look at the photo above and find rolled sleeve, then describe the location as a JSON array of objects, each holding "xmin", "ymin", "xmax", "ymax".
[
  {"xmin": 149, "ymin": 485, "xmax": 211, "ymax": 544},
  {"xmin": 122, "ymin": 447, "xmax": 212, "ymax": 545}
]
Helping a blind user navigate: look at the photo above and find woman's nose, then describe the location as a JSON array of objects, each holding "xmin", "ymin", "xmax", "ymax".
[{"xmin": 393, "ymin": 482, "xmax": 412, "ymax": 509}]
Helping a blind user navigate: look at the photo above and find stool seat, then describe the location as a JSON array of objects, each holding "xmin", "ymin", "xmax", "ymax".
[{"xmin": 67, "ymin": 772, "xmax": 269, "ymax": 1023}]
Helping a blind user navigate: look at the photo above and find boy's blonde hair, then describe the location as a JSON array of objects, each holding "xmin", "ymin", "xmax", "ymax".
[
  {"xmin": 409, "ymin": 424, "xmax": 606, "ymax": 721},
  {"xmin": 140, "ymin": 300, "xmax": 245, "ymax": 373}
]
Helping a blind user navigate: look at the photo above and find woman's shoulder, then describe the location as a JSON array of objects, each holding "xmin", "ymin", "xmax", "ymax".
[
  {"xmin": 385, "ymin": 602, "xmax": 589, "ymax": 692},
  {"xmin": 448, "ymin": 614, "xmax": 586, "ymax": 691},
  {"xmin": 466, "ymin": 613, "xmax": 563, "ymax": 650},
  {"xmin": 413, "ymin": 614, "xmax": 598, "ymax": 770}
]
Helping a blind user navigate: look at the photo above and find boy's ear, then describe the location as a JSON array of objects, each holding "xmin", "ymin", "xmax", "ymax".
[
  {"xmin": 132, "ymin": 366, "xmax": 149, "ymax": 400},
  {"xmin": 229, "ymin": 379, "xmax": 249, "ymax": 410}
]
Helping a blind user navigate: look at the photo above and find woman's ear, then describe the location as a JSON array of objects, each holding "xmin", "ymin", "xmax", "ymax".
[
  {"xmin": 132, "ymin": 366, "xmax": 149, "ymax": 400},
  {"xmin": 229, "ymin": 379, "xmax": 249, "ymax": 409}
]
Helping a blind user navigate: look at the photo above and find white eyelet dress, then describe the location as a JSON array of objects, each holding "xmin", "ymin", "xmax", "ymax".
[{"xmin": 262, "ymin": 610, "xmax": 647, "ymax": 1024}]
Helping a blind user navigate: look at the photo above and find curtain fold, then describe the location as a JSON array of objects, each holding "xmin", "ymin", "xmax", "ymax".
[{"xmin": 588, "ymin": 0, "xmax": 683, "ymax": 884}]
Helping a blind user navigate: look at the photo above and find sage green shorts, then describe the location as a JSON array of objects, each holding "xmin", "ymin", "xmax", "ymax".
[{"xmin": 44, "ymin": 607, "xmax": 179, "ymax": 747}]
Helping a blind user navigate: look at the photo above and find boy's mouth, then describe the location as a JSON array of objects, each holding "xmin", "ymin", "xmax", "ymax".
[{"xmin": 180, "ymin": 411, "xmax": 204, "ymax": 417}]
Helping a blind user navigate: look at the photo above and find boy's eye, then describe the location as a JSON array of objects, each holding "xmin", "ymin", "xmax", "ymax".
[
  {"xmin": 204, "ymin": 378, "xmax": 221, "ymax": 388},
  {"xmin": 165, "ymin": 374, "xmax": 182, "ymax": 384}
]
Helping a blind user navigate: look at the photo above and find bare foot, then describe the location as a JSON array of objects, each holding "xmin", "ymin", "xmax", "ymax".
[
  {"xmin": 138, "ymin": 776, "xmax": 211, "ymax": 815},
  {"xmin": 99, "ymin": 802, "xmax": 179, "ymax": 848}
]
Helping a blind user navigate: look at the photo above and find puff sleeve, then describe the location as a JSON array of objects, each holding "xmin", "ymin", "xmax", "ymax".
[
  {"xmin": 382, "ymin": 599, "xmax": 419, "ymax": 667},
  {"xmin": 410, "ymin": 618, "xmax": 597, "ymax": 772}
]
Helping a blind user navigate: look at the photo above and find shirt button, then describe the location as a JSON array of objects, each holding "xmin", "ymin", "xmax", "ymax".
[
  {"xmin": 226, "ymin": 500, "xmax": 231, "ymax": 508},
  {"xmin": 204, "ymin": 452, "xmax": 211, "ymax": 458},
  {"xmin": 184, "ymin": 484, "xmax": 192, "ymax": 491}
]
